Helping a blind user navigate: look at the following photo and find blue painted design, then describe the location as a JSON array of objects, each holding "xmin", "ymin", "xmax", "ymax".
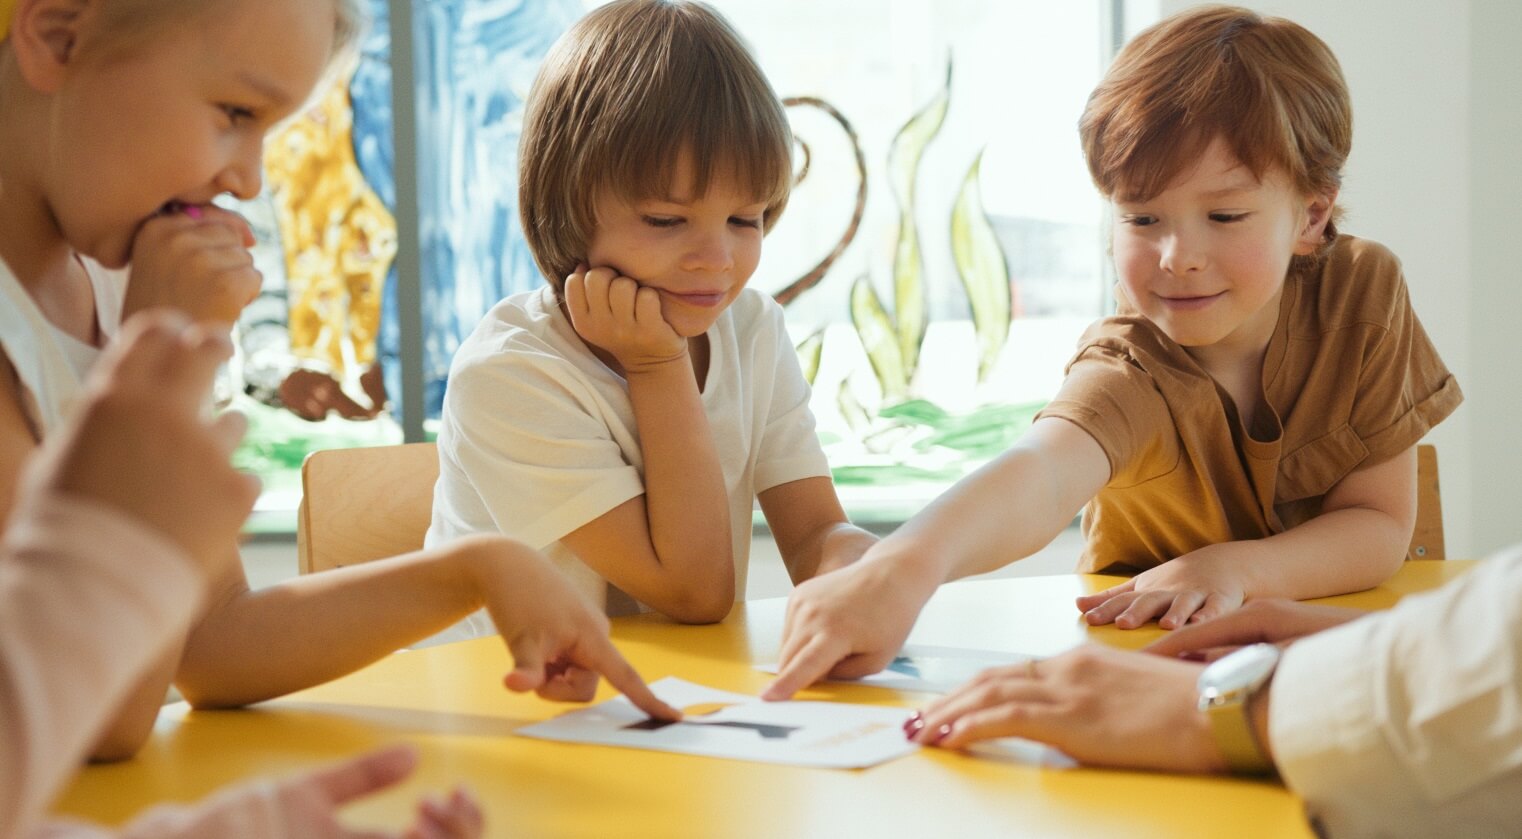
[{"xmin": 352, "ymin": 0, "xmax": 579, "ymax": 424}]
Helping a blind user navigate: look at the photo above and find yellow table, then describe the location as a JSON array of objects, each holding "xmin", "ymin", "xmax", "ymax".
[{"xmin": 56, "ymin": 561, "xmax": 1473, "ymax": 838}]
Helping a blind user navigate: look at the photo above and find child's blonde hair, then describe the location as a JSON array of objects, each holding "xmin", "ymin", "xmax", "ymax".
[
  {"xmin": 2, "ymin": 0, "xmax": 364, "ymax": 67},
  {"xmin": 518, "ymin": 0, "xmax": 793, "ymax": 290},
  {"xmin": 1079, "ymin": 5, "xmax": 1351, "ymax": 253}
]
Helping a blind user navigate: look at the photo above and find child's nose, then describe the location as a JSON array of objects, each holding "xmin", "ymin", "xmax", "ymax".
[
  {"xmin": 683, "ymin": 229, "xmax": 734, "ymax": 273},
  {"xmin": 216, "ymin": 144, "xmax": 265, "ymax": 201},
  {"xmin": 1159, "ymin": 233, "xmax": 1205, "ymax": 275}
]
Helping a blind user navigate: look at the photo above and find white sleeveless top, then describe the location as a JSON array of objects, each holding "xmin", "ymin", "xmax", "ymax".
[{"xmin": 0, "ymin": 256, "xmax": 127, "ymax": 437}]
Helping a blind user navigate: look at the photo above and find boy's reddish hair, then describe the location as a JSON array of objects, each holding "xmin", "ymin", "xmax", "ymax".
[{"xmin": 1080, "ymin": 5, "xmax": 1351, "ymax": 246}]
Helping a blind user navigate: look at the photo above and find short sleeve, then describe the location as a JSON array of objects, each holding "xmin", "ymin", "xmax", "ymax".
[
  {"xmin": 1349, "ymin": 269, "xmax": 1463, "ymax": 463},
  {"xmin": 441, "ymin": 352, "xmax": 644, "ymax": 550},
  {"xmin": 1036, "ymin": 336, "xmax": 1180, "ymax": 487},
  {"xmin": 753, "ymin": 304, "xmax": 831, "ymax": 492}
]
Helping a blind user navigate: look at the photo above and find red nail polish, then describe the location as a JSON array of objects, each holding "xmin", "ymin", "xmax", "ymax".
[{"xmin": 928, "ymin": 724, "xmax": 952, "ymax": 746}]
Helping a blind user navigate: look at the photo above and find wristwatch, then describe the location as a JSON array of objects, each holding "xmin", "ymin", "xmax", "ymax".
[{"xmin": 1197, "ymin": 642, "xmax": 1280, "ymax": 774}]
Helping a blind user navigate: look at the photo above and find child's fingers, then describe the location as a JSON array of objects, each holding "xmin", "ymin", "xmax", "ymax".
[
  {"xmin": 159, "ymin": 327, "xmax": 236, "ymax": 410},
  {"xmin": 208, "ymin": 411, "xmax": 251, "ymax": 457},
  {"xmin": 501, "ymin": 635, "xmax": 549, "ymax": 694},
  {"xmin": 762, "ymin": 633, "xmax": 842, "ymax": 701},
  {"xmin": 451, "ymin": 788, "xmax": 485, "ymax": 837},
  {"xmin": 415, "ymin": 789, "xmax": 483, "ymax": 839},
  {"xmin": 1186, "ymin": 592, "xmax": 1239, "ymax": 625},
  {"xmin": 607, "ymin": 277, "xmax": 638, "ymax": 321},
  {"xmin": 534, "ymin": 666, "xmax": 599, "ymax": 703},
  {"xmin": 826, "ymin": 650, "xmax": 895, "ymax": 681},
  {"xmin": 1113, "ymin": 591, "xmax": 1176, "ymax": 629},
  {"xmin": 563, "ymin": 272, "xmax": 589, "ymax": 319},
  {"xmin": 580, "ymin": 638, "xmax": 682, "ymax": 720},
  {"xmin": 633, "ymin": 286, "xmax": 664, "ymax": 327},
  {"xmin": 98, "ymin": 313, "xmax": 190, "ymax": 390},
  {"xmin": 305, "ymin": 745, "xmax": 418, "ymax": 807},
  {"xmin": 1082, "ymin": 588, "xmax": 1140, "ymax": 625},
  {"xmin": 1075, "ymin": 579, "xmax": 1133, "ymax": 612},
  {"xmin": 193, "ymin": 204, "xmax": 258, "ymax": 248},
  {"xmin": 582, "ymin": 268, "xmax": 616, "ymax": 316},
  {"xmin": 1158, "ymin": 591, "xmax": 1207, "ymax": 630}
]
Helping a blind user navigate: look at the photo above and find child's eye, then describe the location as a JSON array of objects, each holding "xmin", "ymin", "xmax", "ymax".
[
  {"xmin": 729, "ymin": 216, "xmax": 763, "ymax": 229},
  {"xmin": 642, "ymin": 215, "xmax": 682, "ymax": 228},
  {"xmin": 1120, "ymin": 214, "xmax": 1157, "ymax": 227},
  {"xmin": 220, "ymin": 105, "xmax": 257, "ymax": 126},
  {"xmin": 1210, "ymin": 212, "xmax": 1249, "ymax": 223}
]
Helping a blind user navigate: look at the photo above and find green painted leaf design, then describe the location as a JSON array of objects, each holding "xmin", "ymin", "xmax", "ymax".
[
  {"xmin": 951, "ymin": 149, "xmax": 1012, "ymax": 381},
  {"xmin": 887, "ymin": 59, "xmax": 952, "ymax": 383},
  {"xmin": 795, "ymin": 328, "xmax": 825, "ymax": 386},
  {"xmin": 836, "ymin": 378, "xmax": 872, "ymax": 438},
  {"xmin": 849, "ymin": 274, "xmax": 908, "ymax": 400}
]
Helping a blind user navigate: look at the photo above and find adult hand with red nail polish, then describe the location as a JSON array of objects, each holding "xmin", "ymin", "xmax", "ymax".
[
  {"xmin": 911, "ymin": 645, "xmax": 1227, "ymax": 773},
  {"xmin": 125, "ymin": 204, "xmax": 262, "ymax": 327}
]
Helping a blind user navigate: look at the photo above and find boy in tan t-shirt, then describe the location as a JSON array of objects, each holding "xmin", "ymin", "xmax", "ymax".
[{"xmin": 764, "ymin": 5, "xmax": 1460, "ymax": 699}]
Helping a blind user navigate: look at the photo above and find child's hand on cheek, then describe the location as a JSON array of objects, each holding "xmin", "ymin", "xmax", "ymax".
[
  {"xmin": 1076, "ymin": 543, "xmax": 1250, "ymax": 630},
  {"xmin": 563, "ymin": 265, "xmax": 686, "ymax": 374},
  {"xmin": 124, "ymin": 205, "xmax": 262, "ymax": 327}
]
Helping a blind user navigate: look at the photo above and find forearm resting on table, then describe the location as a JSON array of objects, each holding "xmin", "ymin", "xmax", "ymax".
[
  {"xmin": 1239, "ymin": 507, "xmax": 1409, "ymax": 601},
  {"xmin": 88, "ymin": 644, "xmax": 183, "ymax": 762},
  {"xmin": 174, "ymin": 537, "xmax": 506, "ymax": 708}
]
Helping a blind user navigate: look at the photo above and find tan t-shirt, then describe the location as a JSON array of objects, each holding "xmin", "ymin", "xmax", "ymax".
[{"xmin": 1039, "ymin": 234, "xmax": 1462, "ymax": 574}]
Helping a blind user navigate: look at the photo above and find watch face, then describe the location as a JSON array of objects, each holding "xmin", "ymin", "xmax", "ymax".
[{"xmin": 1197, "ymin": 643, "xmax": 1280, "ymax": 698}]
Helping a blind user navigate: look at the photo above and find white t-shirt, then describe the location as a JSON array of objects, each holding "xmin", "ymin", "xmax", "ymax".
[
  {"xmin": 426, "ymin": 285, "xmax": 830, "ymax": 641},
  {"xmin": 0, "ymin": 256, "xmax": 127, "ymax": 436}
]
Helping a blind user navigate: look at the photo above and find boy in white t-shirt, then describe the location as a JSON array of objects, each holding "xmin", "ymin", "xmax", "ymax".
[{"xmin": 427, "ymin": 0, "xmax": 876, "ymax": 633}]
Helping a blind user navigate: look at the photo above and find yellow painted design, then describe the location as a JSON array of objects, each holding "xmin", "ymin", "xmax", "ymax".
[
  {"xmin": 264, "ymin": 62, "xmax": 397, "ymax": 377},
  {"xmin": 0, "ymin": 0, "xmax": 15, "ymax": 41}
]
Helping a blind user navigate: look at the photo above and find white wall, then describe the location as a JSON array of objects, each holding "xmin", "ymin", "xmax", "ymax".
[{"xmin": 1156, "ymin": 0, "xmax": 1522, "ymax": 559}]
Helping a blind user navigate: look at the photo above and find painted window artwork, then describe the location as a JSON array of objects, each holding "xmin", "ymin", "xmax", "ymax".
[
  {"xmin": 693, "ymin": 0, "xmax": 1111, "ymax": 519},
  {"xmin": 232, "ymin": 0, "xmax": 1112, "ymax": 529},
  {"xmin": 232, "ymin": 0, "xmax": 581, "ymax": 528}
]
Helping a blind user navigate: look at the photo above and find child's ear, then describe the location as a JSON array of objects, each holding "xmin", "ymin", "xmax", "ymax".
[
  {"xmin": 8, "ymin": 0, "xmax": 92, "ymax": 94},
  {"xmin": 1294, "ymin": 190, "xmax": 1339, "ymax": 255}
]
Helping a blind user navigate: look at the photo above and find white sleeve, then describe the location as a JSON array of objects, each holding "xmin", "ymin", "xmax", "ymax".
[
  {"xmin": 753, "ymin": 304, "xmax": 830, "ymax": 492},
  {"xmin": 441, "ymin": 351, "xmax": 644, "ymax": 550},
  {"xmin": 1269, "ymin": 550, "xmax": 1522, "ymax": 839},
  {"xmin": 0, "ymin": 496, "xmax": 201, "ymax": 839}
]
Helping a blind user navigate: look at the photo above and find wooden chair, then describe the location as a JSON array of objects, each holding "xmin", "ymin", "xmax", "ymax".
[
  {"xmin": 1408, "ymin": 444, "xmax": 1445, "ymax": 560},
  {"xmin": 297, "ymin": 442, "xmax": 440, "ymax": 574}
]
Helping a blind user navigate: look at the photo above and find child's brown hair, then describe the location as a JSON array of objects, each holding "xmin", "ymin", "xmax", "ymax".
[
  {"xmin": 518, "ymin": 0, "xmax": 793, "ymax": 289},
  {"xmin": 1079, "ymin": 5, "xmax": 1351, "ymax": 252}
]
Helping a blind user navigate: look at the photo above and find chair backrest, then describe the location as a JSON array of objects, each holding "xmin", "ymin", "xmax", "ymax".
[
  {"xmin": 297, "ymin": 442, "xmax": 440, "ymax": 574},
  {"xmin": 1408, "ymin": 444, "xmax": 1445, "ymax": 560}
]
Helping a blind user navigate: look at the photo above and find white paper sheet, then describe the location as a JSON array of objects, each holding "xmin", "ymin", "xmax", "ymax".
[
  {"xmin": 759, "ymin": 644, "xmax": 1040, "ymax": 694},
  {"xmin": 515, "ymin": 677, "xmax": 918, "ymax": 769}
]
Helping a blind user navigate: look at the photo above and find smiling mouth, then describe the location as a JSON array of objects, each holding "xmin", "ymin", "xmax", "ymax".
[
  {"xmin": 661, "ymin": 289, "xmax": 727, "ymax": 307},
  {"xmin": 1158, "ymin": 291, "xmax": 1225, "ymax": 310}
]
